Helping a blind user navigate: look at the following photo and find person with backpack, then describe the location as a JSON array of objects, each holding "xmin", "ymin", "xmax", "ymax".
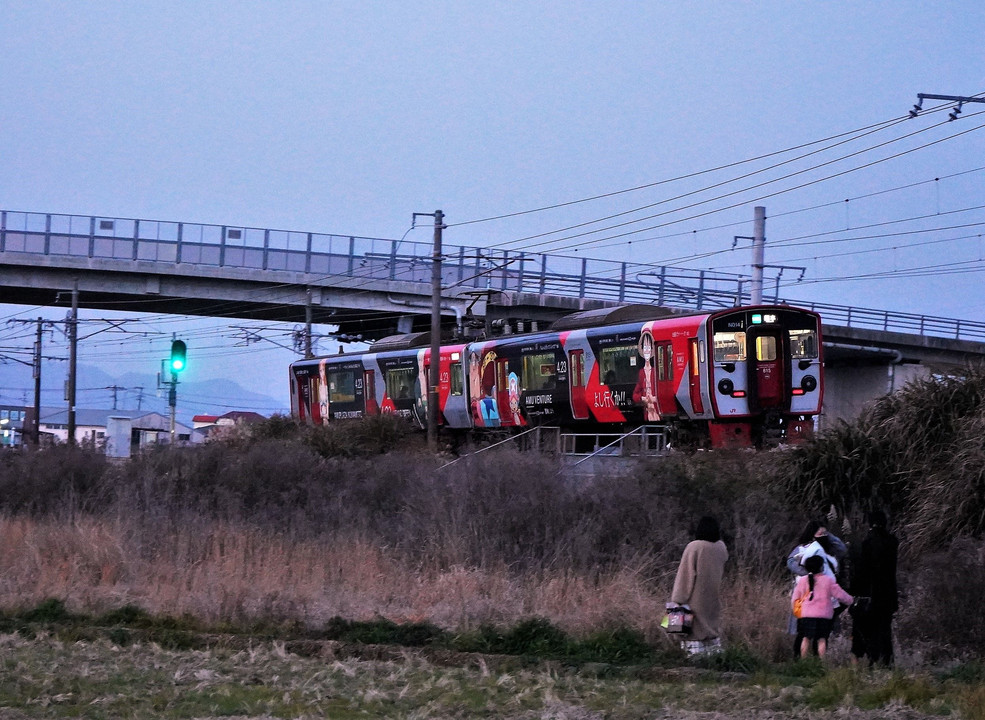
[
  {"xmin": 786, "ymin": 520, "xmax": 847, "ymax": 657},
  {"xmin": 792, "ymin": 554, "xmax": 854, "ymax": 659}
]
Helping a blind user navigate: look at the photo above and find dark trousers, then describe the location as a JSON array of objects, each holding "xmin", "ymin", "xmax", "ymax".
[
  {"xmin": 864, "ymin": 611, "xmax": 894, "ymax": 666},
  {"xmin": 852, "ymin": 610, "xmax": 894, "ymax": 667}
]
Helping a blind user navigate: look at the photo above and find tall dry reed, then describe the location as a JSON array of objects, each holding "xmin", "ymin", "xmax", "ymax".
[{"xmin": 1, "ymin": 409, "xmax": 981, "ymax": 660}]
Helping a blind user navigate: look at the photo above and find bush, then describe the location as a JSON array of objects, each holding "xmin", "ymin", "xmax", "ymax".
[
  {"xmin": 0, "ymin": 446, "xmax": 109, "ymax": 515},
  {"xmin": 771, "ymin": 366, "xmax": 985, "ymax": 552},
  {"xmin": 897, "ymin": 537, "xmax": 985, "ymax": 656}
]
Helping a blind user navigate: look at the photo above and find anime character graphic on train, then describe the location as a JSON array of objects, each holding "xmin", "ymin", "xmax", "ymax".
[{"xmin": 289, "ymin": 304, "xmax": 824, "ymax": 448}]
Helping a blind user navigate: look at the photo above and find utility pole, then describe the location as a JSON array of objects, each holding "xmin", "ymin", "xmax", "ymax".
[
  {"xmin": 428, "ymin": 210, "xmax": 444, "ymax": 453},
  {"xmin": 751, "ymin": 206, "xmax": 765, "ymax": 305},
  {"xmin": 33, "ymin": 317, "xmax": 43, "ymax": 445},
  {"xmin": 304, "ymin": 288, "xmax": 313, "ymax": 358},
  {"xmin": 67, "ymin": 281, "xmax": 79, "ymax": 446},
  {"xmin": 414, "ymin": 209, "xmax": 445, "ymax": 452}
]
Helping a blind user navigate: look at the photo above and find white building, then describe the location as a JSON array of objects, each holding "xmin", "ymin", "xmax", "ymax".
[{"xmin": 29, "ymin": 407, "xmax": 200, "ymax": 448}]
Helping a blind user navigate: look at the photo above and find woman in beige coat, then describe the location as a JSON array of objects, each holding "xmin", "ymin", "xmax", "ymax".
[{"xmin": 671, "ymin": 516, "xmax": 729, "ymax": 655}]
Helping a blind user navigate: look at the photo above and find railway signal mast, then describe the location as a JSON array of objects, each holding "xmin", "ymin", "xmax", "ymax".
[{"xmin": 165, "ymin": 338, "xmax": 187, "ymax": 443}]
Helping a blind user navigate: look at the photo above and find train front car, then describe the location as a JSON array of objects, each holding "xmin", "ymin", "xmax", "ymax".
[{"xmin": 703, "ymin": 306, "xmax": 823, "ymax": 447}]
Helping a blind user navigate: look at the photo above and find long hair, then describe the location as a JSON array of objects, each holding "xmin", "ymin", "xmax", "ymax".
[
  {"xmin": 695, "ymin": 516, "xmax": 721, "ymax": 543},
  {"xmin": 816, "ymin": 534, "xmax": 835, "ymax": 555},
  {"xmin": 803, "ymin": 554, "xmax": 824, "ymax": 598},
  {"xmin": 797, "ymin": 520, "xmax": 823, "ymax": 546}
]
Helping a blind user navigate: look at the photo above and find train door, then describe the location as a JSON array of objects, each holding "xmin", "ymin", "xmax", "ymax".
[
  {"xmin": 417, "ymin": 354, "xmax": 431, "ymax": 429},
  {"xmin": 292, "ymin": 370, "xmax": 310, "ymax": 423},
  {"xmin": 749, "ymin": 329, "xmax": 785, "ymax": 409},
  {"xmin": 363, "ymin": 369, "xmax": 379, "ymax": 415},
  {"xmin": 567, "ymin": 349, "xmax": 589, "ymax": 420},
  {"xmin": 442, "ymin": 353, "xmax": 471, "ymax": 428},
  {"xmin": 495, "ymin": 357, "xmax": 520, "ymax": 426},
  {"xmin": 687, "ymin": 338, "xmax": 705, "ymax": 415},
  {"xmin": 656, "ymin": 342, "xmax": 676, "ymax": 416}
]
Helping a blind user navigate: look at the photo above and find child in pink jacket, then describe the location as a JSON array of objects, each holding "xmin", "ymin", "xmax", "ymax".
[{"xmin": 792, "ymin": 555, "xmax": 854, "ymax": 658}]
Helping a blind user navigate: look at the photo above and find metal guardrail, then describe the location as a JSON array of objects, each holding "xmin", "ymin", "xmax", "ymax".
[
  {"xmin": 793, "ymin": 301, "xmax": 985, "ymax": 343},
  {"xmin": 3, "ymin": 209, "xmax": 984, "ymax": 344},
  {"xmin": 562, "ymin": 425, "xmax": 669, "ymax": 462},
  {"xmin": 437, "ymin": 425, "xmax": 560, "ymax": 469}
]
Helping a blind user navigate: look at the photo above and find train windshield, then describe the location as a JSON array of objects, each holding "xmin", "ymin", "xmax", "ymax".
[
  {"xmin": 789, "ymin": 329, "xmax": 818, "ymax": 359},
  {"xmin": 714, "ymin": 332, "xmax": 747, "ymax": 362},
  {"xmin": 711, "ymin": 308, "xmax": 820, "ymax": 362}
]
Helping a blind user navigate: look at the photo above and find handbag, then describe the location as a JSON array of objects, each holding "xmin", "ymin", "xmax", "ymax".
[
  {"xmin": 793, "ymin": 595, "xmax": 805, "ymax": 619},
  {"xmin": 661, "ymin": 604, "xmax": 694, "ymax": 634}
]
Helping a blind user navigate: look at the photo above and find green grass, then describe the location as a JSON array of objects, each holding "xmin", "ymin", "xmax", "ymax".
[
  {"xmin": 0, "ymin": 631, "xmax": 968, "ymax": 719},
  {"xmin": 0, "ymin": 598, "xmax": 971, "ymax": 719}
]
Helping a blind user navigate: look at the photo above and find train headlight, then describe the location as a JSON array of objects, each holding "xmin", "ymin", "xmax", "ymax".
[
  {"xmin": 718, "ymin": 378, "xmax": 734, "ymax": 395},
  {"xmin": 801, "ymin": 375, "xmax": 817, "ymax": 392}
]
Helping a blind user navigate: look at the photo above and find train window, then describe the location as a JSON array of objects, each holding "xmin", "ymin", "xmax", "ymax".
[
  {"xmin": 756, "ymin": 336, "xmax": 778, "ymax": 362},
  {"xmin": 789, "ymin": 329, "xmax": 818, "ymax": 359},
  {"xmin": 450, "ymin": 362, "xmax": 463, "ymax": 396},
  {"xmin": 522, "ymin": 352, "xmax": 556, "ymax": 390},
  {"xmin": 714, "ymin": 331, "xmax": 746, "ymax": 362},
  {"xmin": 386, "ymin": 368, "xmax": 416, "ymax": 400},
  {"xmin": 570, "ymin": 351, "xmax": 585, "ymax": 387},
  {"xmin": 599, "ymin": 344, "xmax": 638, "ymax": 384},
  {"xmin": 657, "ymin": 344, "xmax": 674, "ymax": 381},
  {"xmin": 328, "ymin": 369, "xmax": 357, "ymax": 403}
]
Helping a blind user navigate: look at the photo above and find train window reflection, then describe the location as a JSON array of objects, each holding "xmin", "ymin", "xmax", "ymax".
[
  {"xmin": 756, "ymin": 336, "xmax": 777, "ymax": 362},
  {"xmin": 450, "ymin": 362, "xmax": 463, "ymax": 396},
  {"xmin": 789, "ymin": 329, "xmax": 818, "ymax": 359},
  {"xmin": 329, "ymin": 370, "xmax": 357, "ymax": 403},
  {"xmin": 522, "ymin": 352, "xmax": 556, "ymax": 390},
  {"xmin": 599, "ymin": 344, "xmax": 638, "ymax": 384},
  {"xmin": 714, "ymin": 332, "xmax": 746, "ymax": 362},
  {"xmin": 386, "ymin": 368, "xmax": 415, "ymax": 401}
]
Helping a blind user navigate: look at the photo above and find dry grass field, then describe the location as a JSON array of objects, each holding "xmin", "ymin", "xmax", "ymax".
[{"xmin": 2, "ymin": 380, "xmax": 985, "ymax": 719}]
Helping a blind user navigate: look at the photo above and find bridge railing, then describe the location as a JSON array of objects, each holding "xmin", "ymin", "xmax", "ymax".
[{"xmin": 3, "ymin": 209, "xmax": 984, "ymax": 344}]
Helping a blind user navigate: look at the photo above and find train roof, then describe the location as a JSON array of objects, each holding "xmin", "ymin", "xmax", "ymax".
[
  {"xmin": 368, "ymin": 331, "xmax": 433, "ymax": 352},
  {"xmin": 549, "ymin": 304, "xmax": 684, "ymax": 332}
]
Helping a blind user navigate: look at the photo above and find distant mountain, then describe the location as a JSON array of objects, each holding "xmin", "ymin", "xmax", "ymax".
[{"xmin": 0, "ymin": 362, "xmax": 288, "ymax": 427}]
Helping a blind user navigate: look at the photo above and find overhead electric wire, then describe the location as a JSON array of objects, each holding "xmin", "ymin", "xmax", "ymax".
[
  {"xmin": 446, "ymin": 113, "xmax": 913, "ymax": 230},
  {"xmin": 487, "ymin": 116, "xmax": 915, "ymax": 251},
  {"xmin": 681, "ymin": 203, "xmax": 985, "ymax": 274},
  {"xmin": 518, "ymin": 112, "xmax": 985, "ymax": 257},
  {"xmin": 444, "ymin": 99, "xmax": 962, "ymax": 259}
]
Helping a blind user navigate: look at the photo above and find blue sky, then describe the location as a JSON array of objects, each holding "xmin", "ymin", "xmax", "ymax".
[{"xmin": 2, "ymin": 2, "xmax": 984, "ymax": 414}]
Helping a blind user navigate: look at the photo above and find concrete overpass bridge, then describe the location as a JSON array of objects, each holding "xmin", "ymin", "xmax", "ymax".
[{"xmin": 3, "ymin": 209, "xmax": 984, "ymax": 426}]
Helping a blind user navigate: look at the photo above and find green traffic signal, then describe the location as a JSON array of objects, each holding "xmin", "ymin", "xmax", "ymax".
[{"xmin": 170, "ymin": 340, "xmax": 187, "ymax": 372}]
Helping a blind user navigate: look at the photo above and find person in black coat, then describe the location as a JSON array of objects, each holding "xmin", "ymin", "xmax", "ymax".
[{"xmin": 850, "ymin": 510, "xmax": 899, "ymax": 667}]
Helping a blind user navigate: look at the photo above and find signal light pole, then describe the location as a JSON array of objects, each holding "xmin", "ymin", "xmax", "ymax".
[{"xmin": 167, "ymin": 338, "xmax": 187, "ymax": 444}]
